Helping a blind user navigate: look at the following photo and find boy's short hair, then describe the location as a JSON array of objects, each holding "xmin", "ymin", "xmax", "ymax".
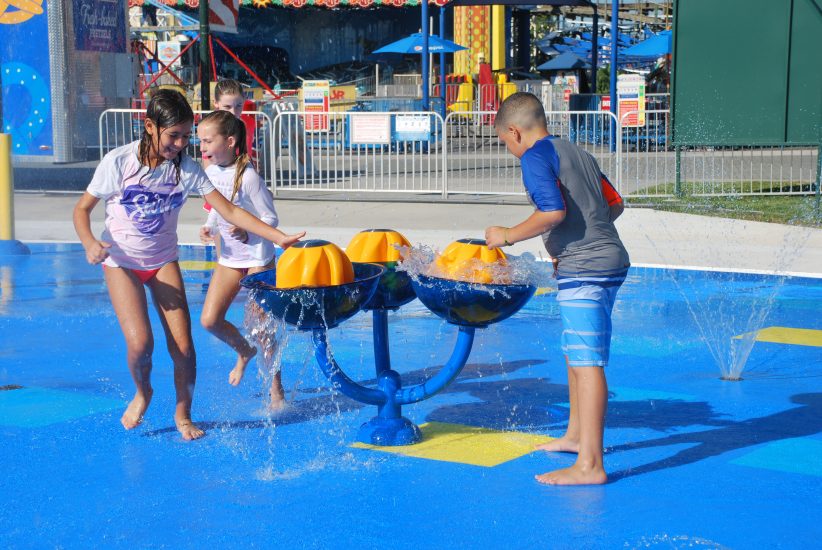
[
  {"xmin": 214, "ymin": 79, "xmax": 244, "ymax": 99},
  {"xmin": 495, "ymin": 92, "xmax": 548, "ymax": 131}
]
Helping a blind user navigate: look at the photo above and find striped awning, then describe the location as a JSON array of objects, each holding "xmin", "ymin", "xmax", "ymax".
[{"xmin": 127, "ymin": 0, "xmax": 451, "ymax": 8}]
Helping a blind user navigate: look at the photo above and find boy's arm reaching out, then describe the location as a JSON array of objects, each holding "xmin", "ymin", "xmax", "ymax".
[{"xmin": 485, "ymin": 209, "xmax": 566, "ymax": 250}]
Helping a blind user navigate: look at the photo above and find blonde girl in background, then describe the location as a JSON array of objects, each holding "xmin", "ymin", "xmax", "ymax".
[{"xmin": 197, "ymin": 110, "xmax": 288, "ymax": 410}]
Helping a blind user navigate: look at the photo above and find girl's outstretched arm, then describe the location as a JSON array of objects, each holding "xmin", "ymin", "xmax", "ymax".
[
  {"xmin": 73, "ymin": 192, "xmax": 111, "ymax": 264},
  {"xmin": 204, "ymin": 189, "xmax": 305, "ymax": 248}
]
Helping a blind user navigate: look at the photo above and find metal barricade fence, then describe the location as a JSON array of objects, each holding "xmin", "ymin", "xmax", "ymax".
[
  {"xmin": 619, "ymin": 109, "xmax": 673, "ymax": 197},
  {"xmin": 98, "ymin": 108, "xmax": 274, "ymax": 185},
  {"xmin": 619, "ymin": 110, "xmax": 819, "ymax": 197},
  {"xmin": 677, "ymin": 144, "xmax": 819, "ymax": 197},
  {"xmin": 100, "ymin": 106, "xmax": 817, "ymax": 201},
  {"xmin": 442, "ymin": 110, "xmax": 620, "ymax": 197},
  {"xmin": 271, "ymin": 111, "xmax": 445, "ymax": 195}
]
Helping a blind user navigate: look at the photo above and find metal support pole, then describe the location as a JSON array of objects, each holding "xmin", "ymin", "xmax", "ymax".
[
  {"xmin": 439, "ymin": 6, "xmax": 447, "ymax": 120},
  {"xmin": 422, "ymin": 0, "xmax": 430, "ymax": 111},
  {"xmin": 46, "ymin": 0, "xmax": 72, "ymax": 162},
  {"xmin": 591, "ymin": 7, "xmax": 598, "ymax": 94},
  {"xmin": 199, "ymin": 0, "xmax": 211, "ymax": 110},
  {"xmin": 609, "ymin": 0, "xmax": 619, "ymax": 153},
  {"xmin": 675, "ymin": 145, "xmax": 682, "ymax": 197},
  {"xmin": 373, "ymin": 309, "xmax": 391, "ymax": 377}
]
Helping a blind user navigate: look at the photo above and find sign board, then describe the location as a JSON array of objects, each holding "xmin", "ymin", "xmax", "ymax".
[
  {"xmin": 73, "ymin": 0, "xmax": 127, "ymax": 53},
  {"xmin": 350, "ymin": 114, "xmax": 391, "ymax": 145},
  {"xmin": 330, "ymin": 85, "xmax": 358, "ymax": 112},
  {"xmin": 601, "ymin": 95, "xmax": 611, "ymax": 112},
  {"xmin": 617, "ymin": 74, "xmax": 646, "ymax": 127},
  {"xmin": 156, "ymin": 41, "xmax": 182, "ymax": 69},
  {"xmin": 301, "ymin": 80, "xmax": 330, "ymax": 132},
  {"xmin": 552, "ymin": 75, "xmax": 578, "ymax": 106},
  {"xmin": 394, "ymin": 115, "xmax": 432, "ymax": 142}
]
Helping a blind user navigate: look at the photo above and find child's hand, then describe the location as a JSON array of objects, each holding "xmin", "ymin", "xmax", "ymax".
[
  {"xmin": 84, "ymin": 240, "xmax": 111, "ymax": 265},
  {"xmin": 199, "ymin": 226, "xmax": 215, "ymax": 244},
  {"xmin": 551, "ymin": 257, "xmax": 559, "ymax": 278},
  {"xmin": 484, "ymin": 226, "xmax": 509, "ymax": 250},
  {"xmin": 278, "ymin": 231, "xmax": 306, "ymax": 249},
  {"xmin": 229, "ymin": 226, "xmax": 249, "ymax": 243}
]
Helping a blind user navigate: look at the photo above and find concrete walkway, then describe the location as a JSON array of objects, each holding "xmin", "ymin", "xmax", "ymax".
[{"xmin": 11, "ymin": 192, "xmax": 822, "ymax": 275}]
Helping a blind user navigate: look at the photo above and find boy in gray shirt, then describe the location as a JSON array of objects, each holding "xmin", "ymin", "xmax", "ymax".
[{"xmin": 486, "ymin": 92, "xmax": 630, "ymax": 485}]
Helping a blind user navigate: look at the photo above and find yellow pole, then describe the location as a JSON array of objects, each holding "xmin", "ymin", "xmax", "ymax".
[
  {"xmin": 491, "ymin": 6, "xmax": 506, "ymax": 71},
  {"xmin": 0, "ymin": 133, "xmax": 14, "ymax": 241}
]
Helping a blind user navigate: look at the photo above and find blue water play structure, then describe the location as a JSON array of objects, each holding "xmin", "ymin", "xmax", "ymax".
[{"xmin": 242, "ymin": 236, "xmax": 536, "ymax": 446}]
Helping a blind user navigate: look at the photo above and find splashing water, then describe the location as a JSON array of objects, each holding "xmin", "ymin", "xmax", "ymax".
[
  {"xmin": 639, "ymin": 216, "xmax": 814, "ymax": 381},
  {"xmin": 396, "ymin": 244, "xmax": 555, "ymax": 289}
]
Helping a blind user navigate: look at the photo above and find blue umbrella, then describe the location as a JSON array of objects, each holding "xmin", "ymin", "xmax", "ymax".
[
  {"xmin": 622, "ymin": 30, "xmax": 672, "ymax": 58},
  {"xmin": 537, "ymin": 52, "xmax": 592, "ymax": 71},
  {"xmin": 373, "ymin": 33, "xmax": 467, "ymax": 55}
]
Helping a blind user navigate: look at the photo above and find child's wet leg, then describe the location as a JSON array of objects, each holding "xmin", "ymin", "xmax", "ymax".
[
  {"xmin": 105, "ymin": 266, "xmax": 155, "ymax": 430},
  {"xmin": 537, "ymin": 366, "xmax": 608, "ymax": 485},
  {"xmin": 201, "ymin": 265, "xmax": 257, "ymax": 385},
  {"xmin": 269, "ymin": 370, "xmax": 286, "ymax": 411},
  {"xmin": 150, "ymin": 263, "xmax": 205, "ymax": 440},
  {"xmin": 537, "ymin": 361, "xmax": 580, "ymax": 453}
]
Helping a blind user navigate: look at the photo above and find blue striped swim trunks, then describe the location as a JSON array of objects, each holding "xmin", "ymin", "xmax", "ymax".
[{"xmin": 556, "ymin": 271, "xmax": 626, "ymax": 367}]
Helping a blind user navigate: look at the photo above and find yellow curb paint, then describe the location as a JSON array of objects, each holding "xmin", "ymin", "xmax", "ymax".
[
  {"xmin": 179, "ymin": 260, "xmax": 216, "ymax": 271},
  {"xmin": 351, "ymin": 421, "xmax": 553, "ymax": 467},
  {"xmin": 735, "ymin": 326, "xmax": 822, "ymax": 348},
  {"xmin": 535, "ymin": 287, "xmax": 557, "ymax": 297}
]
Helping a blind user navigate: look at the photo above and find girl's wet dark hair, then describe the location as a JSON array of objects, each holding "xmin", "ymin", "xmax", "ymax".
[
  {"xmin": 199, "ymin": 110, "xmax": 250, "ymax": 202},
  {"xmin": 136, "ymin": 88, "xmax": 194, "ymax": 184}
]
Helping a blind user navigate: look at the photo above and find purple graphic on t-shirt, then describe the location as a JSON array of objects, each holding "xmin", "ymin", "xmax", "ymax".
[{"xmin": 121, "ymin": 185, "xmax": 185, "ymax": 234}]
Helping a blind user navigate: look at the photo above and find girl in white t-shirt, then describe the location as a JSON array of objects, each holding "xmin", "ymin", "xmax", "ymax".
[
  {"xmin": 197, "ymin": 109, "xmax": 287, "ymax": 410},
  {"xmin": 72, "ymin": 90, "xmax": 304, "ymax": 440}
]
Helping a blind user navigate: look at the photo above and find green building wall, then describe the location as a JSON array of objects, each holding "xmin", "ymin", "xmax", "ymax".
[{"xmin": 672, "ymin": 0, "xmax": 821, "ymax": 146}]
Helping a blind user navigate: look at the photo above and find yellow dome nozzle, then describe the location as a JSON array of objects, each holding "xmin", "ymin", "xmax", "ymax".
[
  {"xmin": 430, "ymin": 238, "xmax": 509, "ymax": 284},
  {"xmin": 345, "ymin": 229, "xmax": 411, "ymax": 265},
  {"xmin": 275, "ymin": 240, "xmax": 354, "ymax": 289}
]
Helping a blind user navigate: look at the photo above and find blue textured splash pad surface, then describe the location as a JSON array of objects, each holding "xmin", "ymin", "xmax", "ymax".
[{"xmin": 1, "ymin": 243, "xmax": 821, "ymax": 548}]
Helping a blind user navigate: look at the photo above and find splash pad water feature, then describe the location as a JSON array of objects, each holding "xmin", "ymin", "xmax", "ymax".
[{"xmin": 241, "ymin": 232, "xmax": 536, "ymax": 446}]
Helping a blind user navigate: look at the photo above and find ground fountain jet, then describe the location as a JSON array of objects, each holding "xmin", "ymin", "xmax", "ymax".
[{"xmin": 240, "ymin": 232, "xmax": 536, "ymax": 446}]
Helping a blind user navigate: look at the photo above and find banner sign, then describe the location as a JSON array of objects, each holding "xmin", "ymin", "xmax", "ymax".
[
  {"xmin": 209, "ymin": 0, "xmax": 239, "ymax": 34},
  {"xmin": 617, "ymin": 74, "xmax": 646, "ymax": 127},
  {"xmin": 156, "ymin": 41, "xmax": 182, "ymax": 69},
  {"xmin": 301, "ymin": 80, "xmax": 330, "ymax": 132},
  {"xmin": 0, "ymin": 0, "xmax": 53, "ymax": 155},
  {"xmin": 73, "ymin": 0, "xmax": 126, "ymax": 53},
  {"xmin": 394, "ymin": 114, "xmax": 431, "ymax": 142},
  {"xmin": 350, "ymin": 114, "xmax": 390, "ymax": 145}
]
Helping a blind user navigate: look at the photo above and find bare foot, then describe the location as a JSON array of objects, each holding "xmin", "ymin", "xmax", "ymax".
[
  {"xmin": 535, "ymin": 464, "xmax": 607, "ymax": 486},
  {"xmin": 269, "ymin": 384, "xmax": 287, "ymax": 412},
  {"xmin": 228, "ymin": 346, "xmax": 258, "ymax": 386},
  {"xmin": 175, "ymin": 418, "xmax": 205, "ymax": 441},
  {"xmin": 536, "ymin": 436, "xmax": 579, "ymax": 454},
  {"xmin": 120, "ymin": 389, "xmax": 153, "ymax": 430}
]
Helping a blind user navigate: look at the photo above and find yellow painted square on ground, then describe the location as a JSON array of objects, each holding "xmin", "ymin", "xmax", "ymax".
[
  {"xmin": 351, "ymin": 421, "xmax": 553, "ymax": 467},
  {"xmin": 735, "ymin": 326, "xmax": 822, "ymax": 348},
  {"xmin": 179, "ymin": 260, "xmax": 216, "ymax": 271},
  {"xmin": 535, "ymin": 287, "xmax": 557, "ymax": 297}
]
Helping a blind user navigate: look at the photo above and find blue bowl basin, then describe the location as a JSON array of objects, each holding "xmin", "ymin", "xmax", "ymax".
[
  {"xmin": 357, "ymin": 262, "xmax": 416, "ymax": 310},
  {"xmin": 410, "ymin": 273, "xmax": 536, "ymax": 328},
  {"xmin": 240, "ymin": 263, "xmax": 385, "ymax": 330}
]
